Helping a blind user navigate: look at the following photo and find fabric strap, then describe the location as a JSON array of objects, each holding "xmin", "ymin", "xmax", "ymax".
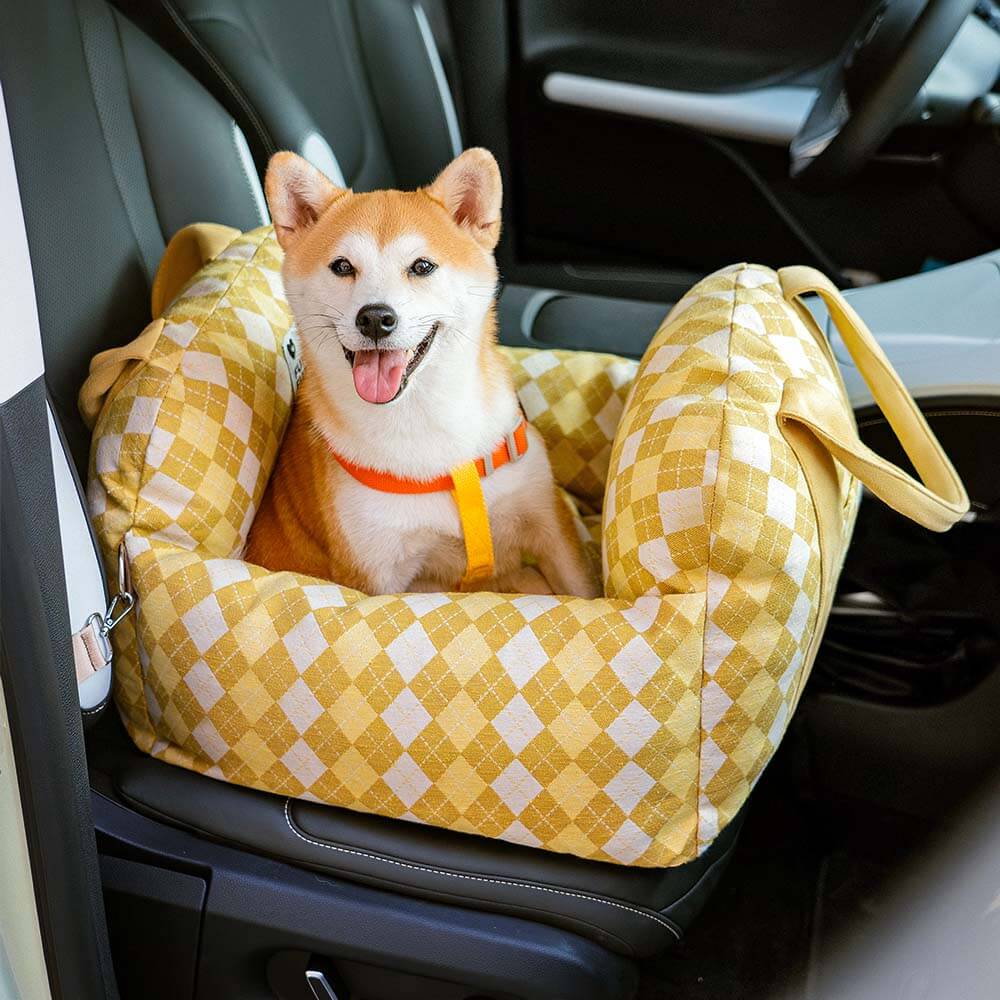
[
  {"xmin": 451, "ymin": 461, "xmax": 496, "ymax": 588},
  {"xmin": 331, "ymin": 420, "xmax": 530, "ymax": 587},
  {"xmin": 79, "ymin": 317, "xmax": 163, "ymax": 429},
  {"xmin": 72, "ymin": 617, "xmax": 111, "ymax": 685},
  {"xmin": 778, "ymin": 266, "xmax": 969, "ymax": 532},
  {"xmin": 330, "ymin": 419, "xmax": 530, "ymax": 493}
]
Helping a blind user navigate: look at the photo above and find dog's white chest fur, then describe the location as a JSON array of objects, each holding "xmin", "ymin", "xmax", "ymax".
[{"xmin": 333, "ymin": 428, "xmax": 556, "ymax": 594}]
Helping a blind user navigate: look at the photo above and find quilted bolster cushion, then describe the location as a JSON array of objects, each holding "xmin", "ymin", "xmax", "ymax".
[{"xmin": 89, "ymin": 227, "xmax": 856, "ymax": 867}]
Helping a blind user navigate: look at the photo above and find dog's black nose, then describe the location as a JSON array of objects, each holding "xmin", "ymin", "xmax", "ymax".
[{"xmin": 355, "ymin": 303, "xmax": 398, "ymax": 340}]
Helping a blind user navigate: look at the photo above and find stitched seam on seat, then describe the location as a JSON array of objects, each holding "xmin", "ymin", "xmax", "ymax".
[
  {"xmin": 657, "ymin": 832, "xmax": 737, "ymax": 918},
  {"xmin": 342, "ymin": 0, "xmax": 401, "ymax": 187},
  {"xmin": 229, "ymin": 121, "xmax": 267, "ymax": 225},
  {"xmin": 696, "ymin": 268, "xmax": 737, "ymax": 853},
  {"xmin": 159, "ymin": 0, "xmax": 276, "ymax": 159},
  {"xmin": 75, "ymin": 0, "xmax": 162, "ymax": 279},
  {"xmin": 411, "ymin": 1, "xmax": 463, "ymax": 156},
  {"xmin": 283, "ymin": 800, "xmax": 680, "ymax": 937},
  {"xmin": 113, "ymin": 784, "xmax": 636, "ymax": 952}
]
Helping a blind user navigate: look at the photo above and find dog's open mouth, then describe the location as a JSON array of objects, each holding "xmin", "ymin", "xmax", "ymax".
[{"xmin": 342, "ymin": 323, "xmax": 439, "ymax": 404}]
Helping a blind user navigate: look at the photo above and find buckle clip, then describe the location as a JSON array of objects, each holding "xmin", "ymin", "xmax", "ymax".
[
  {"xmin": 505, "ymin": 430, "xmax": 523, "ymax": 464},
  {"xmin": 100, "ymin": 591, "xmax": 135, "ymax": 635},
  {"xmin": 86, "ymin": 588, "xmax": 134, "ymax": 659},
  {"xmin": 97, "ymin": 540, "xmax": 135, "ymax": 638}
]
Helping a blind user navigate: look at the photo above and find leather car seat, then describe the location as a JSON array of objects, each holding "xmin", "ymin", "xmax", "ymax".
[
  {"xmin": 112, "ymin": 0, "xmax": 673, "ymax": 358},
  {"xmin": 0, "ymin": 0, "xmax": 741, "ymax": 960},
  {"xmin": 113, "ymin": 0, "xmax": 464, "ymax": 191}
]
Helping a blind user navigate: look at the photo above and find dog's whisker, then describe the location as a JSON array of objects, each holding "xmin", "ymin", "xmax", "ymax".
[
  {"xmin": 295, "ymin": 313, "xmax": 344, "ymax": 324},
  {"xmin": 462, "ymin": 282, "xmax": 501, "ymax": 299},
  {"xmin": 443, "ymin": 325, "xmax": 481, "ymax": 348},
  {"xmin": 300, "ymin": 329, "xmax": 338, "ymax": 341},
  {"xmin": 296, "ymin": 322, "xmax": 338, "ymax": 334},
  {"xmin": 296, "ymin": 326, "xmax": 340, "ymax": 345}
]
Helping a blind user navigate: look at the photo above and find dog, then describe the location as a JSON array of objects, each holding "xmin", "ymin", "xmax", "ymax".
[{"xmin": 245, "ymin": 148, "xmax": 598, "ymax": 598}]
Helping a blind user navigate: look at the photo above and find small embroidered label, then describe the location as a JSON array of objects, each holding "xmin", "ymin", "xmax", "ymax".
[{"xmin": 282, "ymin": 326, "xmax": 304, "ymax": 394}]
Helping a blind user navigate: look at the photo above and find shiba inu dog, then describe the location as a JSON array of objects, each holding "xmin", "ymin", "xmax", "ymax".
[{"xmin": 246, "ymin": 148, "xmax": 598, "ymax": 598}]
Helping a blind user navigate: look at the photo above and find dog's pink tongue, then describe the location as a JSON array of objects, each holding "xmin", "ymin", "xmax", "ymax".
[{"xmin": 351, "ymin": 350, "xmax": 408, "ymax": 404}]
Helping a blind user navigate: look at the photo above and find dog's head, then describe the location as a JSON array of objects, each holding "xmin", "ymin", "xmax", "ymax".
[{"xmin": 266, "ymin": 148, "xmax": 502, "ymax": 409}]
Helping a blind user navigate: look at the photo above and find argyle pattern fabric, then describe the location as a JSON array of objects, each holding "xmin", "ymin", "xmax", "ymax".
[
  {"xmin": 603, "ymin": 263, "xmax": 856, "ymax": 848},
  {"xmin": 89, "ymin": 227, "xmax": 858, "ymax": 866}
]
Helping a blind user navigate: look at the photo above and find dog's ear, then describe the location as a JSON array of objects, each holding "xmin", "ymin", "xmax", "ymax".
[
  {"xmin": 265, "ymin": 152, "xmax": 346, "ymax": 249},
  {"xmin": 426, "ymin": 148, "xmax": 502, "ymax": 249}
]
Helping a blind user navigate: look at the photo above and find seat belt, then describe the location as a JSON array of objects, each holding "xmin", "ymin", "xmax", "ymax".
[
  {"xmin": 48, "ymin": 402, "xmax": 133, "ymax": 711},
  {"xmin": 1, "ymin": 84, "xmax": 128, "ymax": 714}
]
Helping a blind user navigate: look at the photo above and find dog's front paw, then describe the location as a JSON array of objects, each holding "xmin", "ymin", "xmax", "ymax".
[
  {"xmin": 502, "ymin": 566, "xmax": 554, "ymax": 595},
  {"xmin": 575, "ymin": 578, "xmax": 602, "ymax": 600}
]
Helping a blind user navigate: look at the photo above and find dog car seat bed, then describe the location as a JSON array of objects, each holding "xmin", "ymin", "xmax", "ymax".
[{"xmin": 85, "ymin": 225, "xmax": 967, "ymax": 866}]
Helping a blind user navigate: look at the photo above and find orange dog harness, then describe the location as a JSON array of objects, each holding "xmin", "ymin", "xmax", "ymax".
[{"xmin": 329, "ymin": 418, "xmax": 530, "ymax": 589}]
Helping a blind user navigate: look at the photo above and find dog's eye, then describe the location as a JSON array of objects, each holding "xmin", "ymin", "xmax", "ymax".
[
  {"xmin": 330, "ymin": 257, "xmax": 355, "ymax": 277},
  {"xmin": 408, "ymin": 258, "xmax": 437, "ymax": 277}
]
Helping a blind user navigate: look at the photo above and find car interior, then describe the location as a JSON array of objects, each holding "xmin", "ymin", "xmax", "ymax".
[{"xmin": 1, "ymin": 1, "xmax": 998, "ymax": 998}]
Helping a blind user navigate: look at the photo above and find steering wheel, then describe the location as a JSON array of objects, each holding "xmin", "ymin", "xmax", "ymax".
[{"xmin": 790, "ymin": 0, "xmax": 978, "ymax": 188}]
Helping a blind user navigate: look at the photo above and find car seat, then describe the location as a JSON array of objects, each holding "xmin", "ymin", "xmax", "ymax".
[
  {"xmin": 0, "ymin": 0, "xmax": 742, "ymax": 995},
  {"xmin": 113, "ymin": 0, "xmax": 675, "ymax": 358}
]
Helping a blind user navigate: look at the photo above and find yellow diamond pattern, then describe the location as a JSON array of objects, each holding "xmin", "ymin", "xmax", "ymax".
[{"xmin": 89, "ymin": 230, "xmax": 857, "ymax": 867}]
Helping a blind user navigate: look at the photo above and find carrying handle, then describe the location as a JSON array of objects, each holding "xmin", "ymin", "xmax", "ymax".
[
  {"xmin": 151, "ymin": 222, "xmax": 241, "ymax": 319},
  {"xmin": 778, "ymin": 265, "xmax": 968, "ymax": 532}
]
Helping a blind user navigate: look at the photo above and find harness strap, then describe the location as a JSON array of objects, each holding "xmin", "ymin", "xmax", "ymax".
[
  {"xmin": 330, "ymin": 417, "xmax": 530, "ymax": 587},
  {"xmin": 330, "ymin": 417, "xmax": 529, "ymax": 494},
  {"xmin": 451, "ymin": 461, "xmax": 495, "ymax": 589}
]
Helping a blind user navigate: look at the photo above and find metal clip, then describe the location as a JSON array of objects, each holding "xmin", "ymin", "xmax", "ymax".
[
  {"xmin": 506, "ymin": 430, "xmax": 523, "ymax": 463},
  {"xmin": 100, "ymin": 591, "xmax": 135, "ymax": 636},
  {"xmin": 118, "ymin": 540, "xmax": 131, "ymax": 598},
  {"xmin": 97, "ymin": 541, "xmax": 136, "ymax": 638},
  {"xmin": 83, "ymin": 611, "xmax": 114, "ymax": 666}
]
